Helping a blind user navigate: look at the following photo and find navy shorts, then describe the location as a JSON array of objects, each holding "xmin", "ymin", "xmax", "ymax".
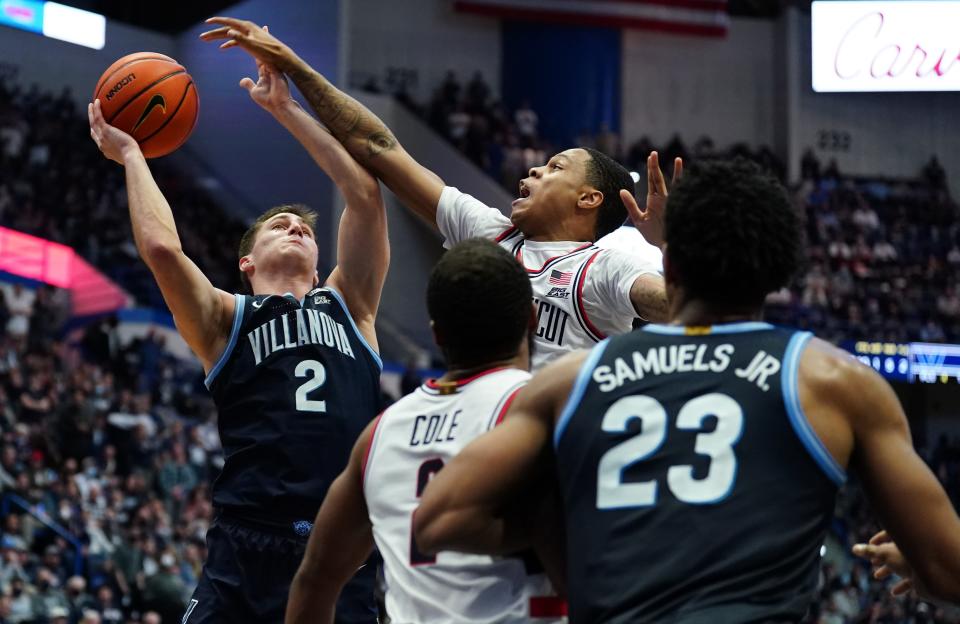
[{"xmin": 183, "ymin": 515, "xmax": 378, "ymax": 624}]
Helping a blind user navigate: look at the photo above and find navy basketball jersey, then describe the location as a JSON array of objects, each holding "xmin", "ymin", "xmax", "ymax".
[
  {"xmin": 205, "ymin": 287, "xmax": 382, "ymax": 526},
  {"xmin": 555, "ymin": 323, "xmax": 844, "ymax": 624}
]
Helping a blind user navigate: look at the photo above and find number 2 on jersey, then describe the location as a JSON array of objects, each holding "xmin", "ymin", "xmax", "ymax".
[
  {"xmin": 410, "ymin": 458, "xmax": 444, "ymax": 566},
  {"xmin": 597, "ymin": 393, "xmax": 743, "ymax": 509},
  {"xmin": 295, "ymin": 360, "xmax": 327, "ymax": 412}
]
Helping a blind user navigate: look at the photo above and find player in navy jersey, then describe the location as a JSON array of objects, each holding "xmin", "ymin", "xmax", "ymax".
[
  {"xmin": 88, "ymin": 55, "xmax": 387, "ymax": 623},
  {"xmin": 415, "ymin": 159, "xmax": 960, "ymax": 622}
]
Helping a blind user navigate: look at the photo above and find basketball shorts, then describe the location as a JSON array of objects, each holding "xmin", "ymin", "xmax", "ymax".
[{"xmin": 184, "ymin": 513, "xmax": 378, "ymax": 624}]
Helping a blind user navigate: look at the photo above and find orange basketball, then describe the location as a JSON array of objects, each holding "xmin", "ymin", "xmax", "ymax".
[{"xmin": 93, "ymin": 52, "xmax": 199, "ymax": 159}]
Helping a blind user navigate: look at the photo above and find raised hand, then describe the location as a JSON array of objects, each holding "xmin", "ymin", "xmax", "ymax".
[
  {"xmin": 200, "ymin": 17, "xmax": 297, "ymax": 72},
  {"xmin": 88, "ymin": 99, "xmax": 141, "ymax": 165},
  {"xmin": 239, "ymin": 28, "xmax": 295, "ymax": 114},
  {"xmin": 622, "ymin": 151, "xmax": 682, "ymax": 250}
]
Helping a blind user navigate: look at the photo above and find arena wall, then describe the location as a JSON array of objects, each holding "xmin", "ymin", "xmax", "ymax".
[
  {"xmin": 620, "ymin": 17, "xmax": 782, "ymax": 152},
  {"xmin": 345, "ymin": 0, "xmax": 502, "ymax": 103}
]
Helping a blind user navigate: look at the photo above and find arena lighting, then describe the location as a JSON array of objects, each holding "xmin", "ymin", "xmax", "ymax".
[
  {"xmin": 812, "ymin": 1, "xmax": 960, "ymax": 92},
  {"xmin": 0, "ymin": 227, "xmax": 127, "ymax": 316},
  {"xmin": 0, "ymin": 0, "xmax": 104, "ymax": 49}
]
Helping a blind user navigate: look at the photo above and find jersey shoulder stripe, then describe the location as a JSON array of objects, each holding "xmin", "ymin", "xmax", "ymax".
[
  {"xmin": 495, "ymin": 226, "xmax": 521, "ymax": 243},
  {"xmin": 323, "ymin": 286, "xmax": 383, "ymax": 370},
  {"xmin": 205, "ymin": 294, "xmax": 246, "ymax": 388},
  {"xmin": 781, "ymin": 331, "xmax": 846, "ymax": 485},
  {"xmin": 570, "ymin": 250, "xmax": 606, "ymax": 342},
  {"xmin": 486, "ymin": 382, "xmax": 527, "ymax": 430}
]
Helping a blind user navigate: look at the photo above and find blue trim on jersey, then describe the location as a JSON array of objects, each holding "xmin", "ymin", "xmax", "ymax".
[
  {"xmin": 782, "ymin": 332, "xmax": 847, "ymax": 486},
  {"xmin": 204, "ymin": 294, "xmax": 245, "ymax": 389},
  {"xmin": 323, "ymin": 286, "xmax": 383, "ymax": 371},
  {"xmin": 642, "ymin": 322, "xmax": 773, "ymax": 335},
  {"xmin": 554, "ymin": 339, "xmax": 611, "ymax": 448}
]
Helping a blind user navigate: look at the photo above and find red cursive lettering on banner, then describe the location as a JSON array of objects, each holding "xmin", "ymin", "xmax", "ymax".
[{"xmin": 833, "ymin": 10, "xmax": 960, "ymax": 82}]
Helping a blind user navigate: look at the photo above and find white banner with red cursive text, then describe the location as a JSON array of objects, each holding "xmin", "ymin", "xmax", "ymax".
[{"xmin": 812, "ymin": 1, "xmax": 960, "ymax": 92}]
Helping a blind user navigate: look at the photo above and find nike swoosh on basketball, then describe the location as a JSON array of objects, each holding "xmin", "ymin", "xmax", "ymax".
[{"xmin": 132, "ymin": 94, "xmax": 166, "ymax": 133}]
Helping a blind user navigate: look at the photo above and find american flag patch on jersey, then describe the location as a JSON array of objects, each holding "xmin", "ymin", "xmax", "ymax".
[{"xmin": 549, "ymin": 270, "xmax": 572, "ymax": 286}]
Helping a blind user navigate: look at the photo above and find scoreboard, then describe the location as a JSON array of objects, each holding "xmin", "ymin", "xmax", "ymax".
[{"xmin": 842, "ymin": 341, "xmax": 960, "ymax": 384}]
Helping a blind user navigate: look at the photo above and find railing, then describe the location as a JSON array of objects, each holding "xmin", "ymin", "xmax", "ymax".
[{"xmin": 1, "ymin": 493, "xmax": 84, "ymax": 576}]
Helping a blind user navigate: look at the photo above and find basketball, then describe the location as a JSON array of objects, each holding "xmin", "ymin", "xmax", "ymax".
[{"xmin": 93, "ymin": 52, "xmax": 199, "ymax": 158}]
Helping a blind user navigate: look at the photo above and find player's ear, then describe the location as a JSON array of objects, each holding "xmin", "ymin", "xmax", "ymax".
[
  {"xmin": 577, "ymin": 188, "xmax": 603, "ymax": 211},
  {"xmin": 239, "ymin": 255, "xmax": 254, "ymax": 278}
]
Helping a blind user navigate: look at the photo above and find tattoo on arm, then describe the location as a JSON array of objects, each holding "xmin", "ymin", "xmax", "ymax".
[
  {"xmin": 633, "ymin": 277, "xmax": 669, "ymax": 322},
  {"xmin": 287, "ymin": 66, "xmax": 398, "ymax": 161}
]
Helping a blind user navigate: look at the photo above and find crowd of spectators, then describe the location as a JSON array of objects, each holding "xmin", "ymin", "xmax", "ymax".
[
  {"xmin": 363, "ymin": 70, "xmax": 788, "ymax": 195},
  {"xmin": 766, "ymin": 153, "xmax": 959, "ymax": 344},
  {"xmin": 0, "ymin": 281, "xmax": 219, "ymax": 624},
  {"xmin": 0, "ymin": 76, "xmax": 246, "ymax": 310},
  {"xmin": 360, "ymin": 70, "xmax": 556, "ymax": 191}
]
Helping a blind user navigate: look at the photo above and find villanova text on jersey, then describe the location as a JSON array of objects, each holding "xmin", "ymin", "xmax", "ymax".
[
  {"xmin": 555, "ymin": 323, "xmax": 844, "ymax": 624},
  {"xmin": 246, "ymin": 304, "xmax": 355, "ymax": 365},
  {"xmin": 206, "ymin": 288, "xmax": 382, "ymax": 527}
]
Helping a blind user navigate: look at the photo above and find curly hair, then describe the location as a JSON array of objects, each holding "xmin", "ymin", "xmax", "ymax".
[{"xmin": 664, "ymin": 158, "xmax": 803, "ymax": 306}]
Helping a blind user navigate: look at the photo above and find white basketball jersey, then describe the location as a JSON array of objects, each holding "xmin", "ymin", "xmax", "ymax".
[
  {"xmin": 362, "ymin": 368, "xmax": 564, "ymax": 624},
  {"xmin": 435, "ymin": 187, "xmax": 663, "ymax": 373},
  {"xmin": 495, "ymin": 229, "xmax": 622, "ymax": 371}
]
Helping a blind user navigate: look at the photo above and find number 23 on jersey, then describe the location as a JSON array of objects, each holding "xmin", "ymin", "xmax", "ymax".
[{"xmin": 597, "ymin": 393, "xmax": 744, "ymax": 509}]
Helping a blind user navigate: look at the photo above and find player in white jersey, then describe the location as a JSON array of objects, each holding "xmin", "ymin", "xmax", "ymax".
[
  {"xmin": 438, "ymin": 172, "xmax": 665, "ymax": 370},
  {"xmin": 200, "ymin": 18, "xmax": 678, "ymax": 369},
  {"xmin": 597, "ymin": 225, "xmax": 664, "ymax": 273},
  {"xmin": 285, "ymin": 240, "xmax": 563, "ymax": 624}
]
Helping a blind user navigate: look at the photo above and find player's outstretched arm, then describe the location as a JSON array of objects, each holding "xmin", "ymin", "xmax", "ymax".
[
  {"xmin": 286, "ymin": 421, "xmax": 377, "ymax": 624},
  {"xmin": 812, "ymin": 344, "xmax": 960, "ymax": 604},
  {"xmin": 241, "ymin": 56, "xmax": 387, "ymax": 349},
  {"xmin": 201, "ymin": 17, "xmax": 446, "ymax": 227},
  {"xmin": 415, "ymin": 352, "xmax": 584, "ymax": 561},
  {"xmin": 88, "ymin": 100, "xmax": 235, "ymax": 372}
]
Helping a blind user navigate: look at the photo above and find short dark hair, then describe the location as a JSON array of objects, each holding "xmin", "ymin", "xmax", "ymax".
[
  {"xmin": 582, "ymin": 147, "xmax": 633, "ymax": 241},
  {"xmin": 427, "ymin": 239, "xmax": 532, "ymax": 368},
  {"xmin": 665, "ymin": 158, "xmax": 803, "ymax": 306},
  {"xmin": 237, "ymin": 204, "xmax": 318, "ymax": 292}
]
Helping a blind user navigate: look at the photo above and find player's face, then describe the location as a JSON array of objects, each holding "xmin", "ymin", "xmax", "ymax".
[
  {"xmin": 511, "ymin": 148, "xmax": 592, "ymax": 236},
  {"xmin": 250, "ymin": 212, "xmax": 319, "ymax": 273}
]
